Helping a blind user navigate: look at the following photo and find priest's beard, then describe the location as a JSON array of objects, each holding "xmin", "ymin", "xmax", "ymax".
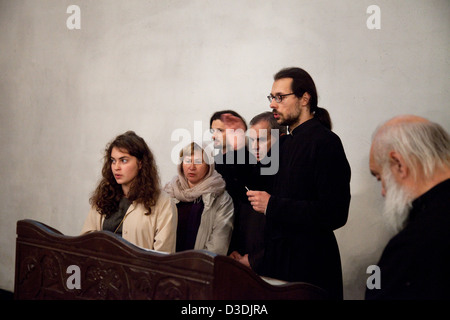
[{"xmin": 382, "ymin": 168, "xmax": 414, "ymax": 233}]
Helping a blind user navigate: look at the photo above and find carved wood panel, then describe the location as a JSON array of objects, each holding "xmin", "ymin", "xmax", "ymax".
[
  {"xmin": 14, "ymin": 220, "xmax": 214, "ymax": 300},
  {"xmin": 14, "ymin": 220, "xmax": 327, "ymax": 300}
]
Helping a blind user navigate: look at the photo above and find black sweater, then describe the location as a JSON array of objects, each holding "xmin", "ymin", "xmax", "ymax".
[{"xmin": 366, "ymin": 179, "xmax": 450, "ymax": 300}]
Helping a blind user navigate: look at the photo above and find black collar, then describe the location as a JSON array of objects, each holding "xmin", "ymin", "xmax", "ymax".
[
  {"xmin": 290, "ymin": 118, "xmax": 319, "ymax": 136},
  {"xmin": 409, "ymin": 178, "xmax": 450, "ymax": 222}
]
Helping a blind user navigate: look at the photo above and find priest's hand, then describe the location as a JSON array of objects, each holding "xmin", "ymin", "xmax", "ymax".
[{"xmin": 247, "ymin": 190, "xmax": 270, "ymax": 214}]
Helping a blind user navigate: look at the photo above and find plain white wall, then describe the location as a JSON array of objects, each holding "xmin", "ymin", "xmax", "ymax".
[{"xmin": 0, "ymin": 0, "xmax": 448, "ymax": 299}]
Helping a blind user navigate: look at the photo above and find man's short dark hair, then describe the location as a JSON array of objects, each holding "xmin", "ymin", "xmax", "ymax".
[{"xmin": 250, "ymin": 111, "xmax": 287, "ymax": 135}]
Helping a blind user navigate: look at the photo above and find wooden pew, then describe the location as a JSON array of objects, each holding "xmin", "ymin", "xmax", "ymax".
[{"xmin": 14, "ymin": 219, "xmax": 328, "ymax": 300}]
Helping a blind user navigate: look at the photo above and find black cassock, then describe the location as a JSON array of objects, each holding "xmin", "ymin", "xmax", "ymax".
[
  {"xmin": 365, "ymin": 179, "xmax": 450, "ymax": 300},
  {"xmin": 256, "ymin": 118, "xmax": 351, "ymax": 300}
]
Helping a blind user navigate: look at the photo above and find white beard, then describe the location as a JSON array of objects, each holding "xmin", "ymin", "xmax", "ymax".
[{"xmin": 382, "ymin": 169, "xmax": 414, "ymax": 233}]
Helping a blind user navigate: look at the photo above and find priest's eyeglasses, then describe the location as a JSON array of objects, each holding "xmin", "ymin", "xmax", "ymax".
[{"xmin": 267, "ymin": 93, "xmax": 295, "ymax": 103}]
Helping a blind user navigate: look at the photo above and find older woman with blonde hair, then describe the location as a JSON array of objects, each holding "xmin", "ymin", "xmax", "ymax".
[{"xmin": 164, "ymin": 142, "xmax": 234, "ymax": 255}]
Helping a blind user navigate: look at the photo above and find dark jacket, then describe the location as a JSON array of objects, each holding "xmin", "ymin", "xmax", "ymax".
[
  {"xmin": 257, "ymin": 118, "xmax": 351, "ymax": 300},
  {"xmin": 214, "ymin": 147, "xmax": 258, "ymax": 256},
  {"xmin": 232, "ymin": 146, "xmax": 279, "ymax": 270},
  {"xmin": 365, "ymin": 179, "xmax": 450, "ymax": 300}
]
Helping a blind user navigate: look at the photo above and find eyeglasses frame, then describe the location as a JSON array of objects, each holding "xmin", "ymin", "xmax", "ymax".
[{"xmin": 267, "ymin": 93, "xmax": 296, "ymax": 103}]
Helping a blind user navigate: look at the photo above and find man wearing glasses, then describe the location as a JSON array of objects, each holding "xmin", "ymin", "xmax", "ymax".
[{"xmin": 245, "ymin": 67, "xmax": 351, "ymax": 300}]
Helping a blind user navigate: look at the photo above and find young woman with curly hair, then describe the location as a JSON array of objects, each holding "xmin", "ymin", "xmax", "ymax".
[{"xmin": 81, "ymin": 131, "xmax": 177, "ymax": 253}]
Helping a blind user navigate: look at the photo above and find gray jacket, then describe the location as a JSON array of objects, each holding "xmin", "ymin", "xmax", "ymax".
[{"xmin": 173, "ymin": 191, "xmax": 234, "ymax": 255}]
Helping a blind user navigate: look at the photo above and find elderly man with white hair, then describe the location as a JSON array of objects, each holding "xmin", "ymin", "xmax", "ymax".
[{"xmin": 366, "ymin": 115, "xmax": 450, "ymax": 300}]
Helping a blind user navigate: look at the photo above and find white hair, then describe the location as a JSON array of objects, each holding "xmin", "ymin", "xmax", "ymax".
[
  {"xmin": 381, "ymin": 164, "xmax": 414, "ymax": 232},
  {"xmin": 372, "ymin": 117, "xmax": 450, "ymax": 181}
]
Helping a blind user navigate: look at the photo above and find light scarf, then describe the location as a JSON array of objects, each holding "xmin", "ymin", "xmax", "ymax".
[{"xmin": 164, "ymin": 159, "xmax": 226, "ymax": 202}]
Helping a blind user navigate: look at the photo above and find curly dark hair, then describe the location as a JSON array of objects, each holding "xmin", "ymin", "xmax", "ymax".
[{"xmin": 89, "ymin": 131, "xmax": 161, "ymax": 217}]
